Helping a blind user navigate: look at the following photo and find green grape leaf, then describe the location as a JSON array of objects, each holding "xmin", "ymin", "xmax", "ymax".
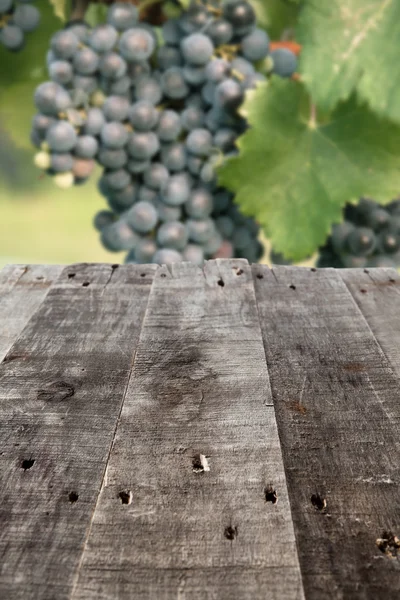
[
  {"xmin": 218, "ymin": 77, "xmax": 400, "ymax": 261},
  {"xmin": 49, "ymin": 0, "xmax": 67, "ymax": 22},
  {"xmin": 298, "ymin": 0, "xmax": 400, "ymax": 123},
  {"xmin": 177, "ymin": 0, "xmax": 191, "ymax": 8},
  {"xmin": 85, "ymin": 3, "xmax": 109, "ymax": 27}
]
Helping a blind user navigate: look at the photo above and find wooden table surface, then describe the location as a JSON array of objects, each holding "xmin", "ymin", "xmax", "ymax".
[{"xmin": 0, "ymin": 260, "xmax": 399, "ymax": 600}]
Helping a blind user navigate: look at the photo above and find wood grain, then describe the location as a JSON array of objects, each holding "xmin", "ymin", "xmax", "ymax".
[
  {"xmin": 0, "ymin": 264, "xmax": 63, "ymax": 361},
  {"xmin": 0, "ymin": 263, "xmax": 156, "ymax": 600},
  {"xmin": 340, "ymin": 267, "xmax": 400, "ymax": 378},
  {"xmin": 252, "ymin": 265, "xmax": 400, "ymax": 600},
  {"xmin": 72, "ymin": 260, "xmax": 304, "ymax": 600}
]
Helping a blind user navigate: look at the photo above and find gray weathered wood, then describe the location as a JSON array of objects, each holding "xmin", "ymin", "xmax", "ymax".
[
  {"xmin": 0, "ymin": 264, "xmax": 63, "ymax": 361},
  {"xmin": 252, "ymin": 265, "xmax": 400, "ymax": 600},
  {"xmin": 72, "ymin": 260, "xmax": 304, "ymax": 600},
  {"xmin": 340, "ymin": 267, "xmax": 400, "ymax": 378},
  {"xmin": 0, "ymin": 263, "xmax": 156, "ymax": 600}
]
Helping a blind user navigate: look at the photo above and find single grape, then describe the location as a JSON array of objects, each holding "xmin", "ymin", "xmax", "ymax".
[
  {"xmin": 134, "ymin": 237, "xmax": 158, "ymax": 263},
  {"xmin": 127, "ymin": 131, "xmax": 160, "ymax": 160},
  {"xmin": 222, "ymin": 0, "xmax": 256, "ymax": 36},
  {"xmin": 346, "ymin": 227, "xmax": 376, "ymax": 256},
  {"xmin": 215, "ymin": 78, "xmax": 244, "ymax": 112},
  {"xmin": 54, "ymin": 171, "xmax": 74, "ymax": 189},
  {"xmin": 161, "ymin": 143, "xmax": 187, "ymax": 172},
  {"xmin": 103, "ymin": 168, "xmax": 131, "ymax": 191},
  {"xmin": 107, "ymin": 182, "xmax": 138, "ymax": 211},
  {"xmin": 241, "ymin": 28, "xmax": 270, "ymax": 61},
  {"xmin": 185, "ymin": 187, "xmax": 213, "ymax": 219},
  {"xmin": 215, "ymin": 215, "xmax": 234, "ymax": 238},
  {"xmin": 377, "ymin": 231, "xmax": 400, "ymax": 254},
  {"xmin": 231, "ymin": 56, "xmax": 254, "ymax": 78},
  {"xmin": 107, "ymin": 2, "xmax": 139, "ymax": 31},
  {"xmin": 88, "ymin": 24, "xmax": 118, "ymax": 53},
  {"xmin": 73, "ymin": 47, "xmax": 99, "ymax": 75},
  {"xmin": 203, "ymin": 231, "xmax": 223, "ymax": 256},
  {"xmin": 101, "ymin": 122, "xmax": 129, "ymax": 149},
  {"xmin": 72, "ymin": 74, "xmax": 98, "ymax": 94},
  {"xmin": 129, "ymin": 100, "xmax": 159, "ymax": 131},
  {"xmin": 124, "ymin": 201, "xmax": 158, "ymax": 233},
  {"xmin": 74, "ymin": 135, "xmax": 98, "ymax": 159},
  {"xmin": 12, "ymin": 4, "xmax": 40, "ymax": 33},
  {"xmin": 187, "ymin": 218, "xmax": 215, "ymax": 243},
  {"xmin": 179, "ymin": 4, "xmax": 209, "ymax": 34},
  {"xmin": 152, "ymin": 248, "xmax": 183, "ymax": 265},
  {"xmin": 181, "ymin": 33, "xmax": 214, "ymax": 66},
  {"xmin": 34, "ymin": 82, "xmax": 71, "ymax": 116},
  {"xmin": 187, "ymin": 155, "xmax": 204, "ymax": 176},
  {"xmin": 101, "ymin": 220, "xmax": 139, "ymax": 252},
  {"xmin": 186, "ymin": 128, "xmax": 212, "ymax": 157},
  {"xmin": 213, "ymin": 190, "xmax": 232, "ymax": 215},
  {"xmin": 271, "ymin": 48, "xmax": 297, "ymax": 78},
  {"xmin": 232, "ymin": 226, "xmax": 253, "ymax": 250},
  {"xmin": 98, "ymin": 148, "xmax": 128, "ymax": 169},
  {"xmin": 84, "ymin": 107, "xmax": 106, "ymax": 136},
  {"xmin": 34, "ymin": 151, "xmax": 51, "ymax": 169},
  {"xmin": 51, "ymin": 30, "xmax": 79, "ymax": 60},
  {"xmin": 99, "ymin": 52, "xmax": 127, "ymax": 79},
  {"xmin": 331, "ymin": 221, "xmax": 355, "ymax": 254},
  {"xmin": 157, "ymin": 221, "xmax": 188, "ymax": 250},
  {"xmin": 48, "ymin": 60, "xmax": 73, "ymax": 85},
  {"xmin": 181, "ymin": 106, "xmax": 205, "ymax": 131},
  {"xmin": 161, "ymin": 67, "xmax": 190, "ymax": 100},
  {"xmin": 137, "ymin": 185, "xmax": 157, "ymax": 203},
  {"xmin": 201, "ymin": 81, "xmax": 216, "ymax": 105},
  {"xmin": 65, "ymin": 20, "xmax": 90, "ymax": 43},
  {"xmin": 0, "ymin": 0, "xmax": 13, "ymax": 11},
  {"xmin": 143, "ymin": 162, "xmax": 169, "ymax": 190},
  {"xmin": 134, "ymin": 75, "xmax": 163, "ymax": 105},
  {"xmin": 157, "ymin": 110, "xmax": 182, "ymax": 142},
  {"xmin": 183, "ymin": 65, "xmax": 207, "ymax": 87},
  {"xmin": 46, "ymin": 121, "xmax": 77, "ymax": 152},
  {"xmin": 118, "ymin": 28, "xmax": 155, "ymax": 62},
  {"xmin": 105, "ymin": 75, "xmax": 131, "ymax": 95},
  {"xmin": 94, "ymin": 210, "xmax": 116, "ymax": 231},
  {"xmin": 32, "ymin": 114, "xmax": 56, "ymax": 139},
  {"xmin": 102, "ymin": 95, "xmax": 130, "ymax": 122},
  {"xmin": 128, "ymin": 60, "xmax": 151, "ymax": 82},
  {"xmin": 49, "ymin": 153, "xmax": 74, "ymax": 173},
  {"xmin": 206, "ymin": 18, "xmax": 233, "ymax": 45},
  {"xmin": 205, "ymin": 58, "xmax": 230, "ymax": 83},
  {"xmin": 162, "ymin": 173, "xmax": 191, "ymax": 206},
  {"xmin": 363, "ymin": 208, "xmax": 390, "ymax": 230}
]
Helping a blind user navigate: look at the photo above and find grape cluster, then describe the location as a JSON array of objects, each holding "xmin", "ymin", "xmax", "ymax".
[
  {"xmin": 31, "ymin": 1, "xmax": 297, "ymax": 264},
  {"xmin": 317, "ymin": 198, "xmax": 400, "ymax": 269},
  {"xmin": 0, "ymin": 0, "xmax": 40, "ymax": 52}
]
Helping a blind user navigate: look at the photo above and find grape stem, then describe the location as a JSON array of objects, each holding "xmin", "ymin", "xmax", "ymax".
[
  {"xmin": 70, "ymin": 0, "xmax": 90, "ymax": 22},
  {"xmin": 309, "ymin": 102, "xmax": 317, "ymax": 129}
]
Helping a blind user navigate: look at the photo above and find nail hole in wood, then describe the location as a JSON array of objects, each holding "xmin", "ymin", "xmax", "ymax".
[
  {"xmin": 360, "ymin": 289, "xmax": 367, "ymax": 294},
  {"xmin": 82, "ymin": 282, "xmax": 90, "ymax": 287},
  {"xmin": 224, "ymin": 525, "xmax": 238, "ymax": 540},
  {"xmin": 111, "ymin": 264, "xmax": 119, "ymax": 269},
  {"xmin": 21, "ymin": 459, "xmax": 35, "ymax": 471},
  {"xmin": 217, "ymin": 278, "xmax": 225, "ymax": 287},
  {"xmin": 311, "ymin": 494, "xmax": 326, "ymax": 511},
  {"xmin": 389, "ymin": 278, "xmax": 396, "ymax": 283},
  {"xmin": 119, "ymin": 490, "xmax": 132, "ymax": 505},
  {"xmin": 376, "ymin": 531, "xmax": 400, "ymax": 557},
  {"xmin": 36, "ymin": 276, "xmax": 44, "ymax": 280},
  {"xmin": 141, "ymin": 273, "xmax": 146, "ymax": 277},
  {"xmin": 236, "ymin": 269, "xmax": 243, "ymax": 275},
  {"xmin": 264, "ymin": 486, "xmax": 278, "ymax": 504},
  {"xmin": 289, "ymin": 284, "xmax": 296, "ymax": 290},
  {"xmin": 310, "ymin": 268, "xmax": 317, "ymax": 272},
  {"xmin": 161, "ymin": 273, "xmax": 166, "ymax": 278},
  {"xmin": 68, "ymin": 491, "xmax": 79, "ymax": 503},
  {"xmin": 256, "ymin": 274, "xmax": 263, "ymax": 279},
  {"xmin": 364, "ymin": 269, "xmax": 369, "ymax": 274},
  {"xmin": 192, "ymin": 453, "xmax": 210, "ymax": 473},
  {"xmin": 68, "ymin": 273, "xmax": 75, "ymax": 279}
]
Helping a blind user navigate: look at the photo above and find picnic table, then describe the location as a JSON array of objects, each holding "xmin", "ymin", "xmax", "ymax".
[{"xmin": 0, "ymin": 260, "xmax": 399, "ymax": 599}]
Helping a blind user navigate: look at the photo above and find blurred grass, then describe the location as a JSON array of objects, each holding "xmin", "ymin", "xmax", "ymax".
[{"xmin": 0, "ymin": 178, "xmax": 125, "ymax": 268}]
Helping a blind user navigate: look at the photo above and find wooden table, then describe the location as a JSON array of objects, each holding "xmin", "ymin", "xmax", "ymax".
[{"xmin": 0, "ymin": 260, "xmax": 399, "ymax": 600}]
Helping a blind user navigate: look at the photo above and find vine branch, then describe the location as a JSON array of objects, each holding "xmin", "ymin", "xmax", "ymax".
[{"xmin": 70, "ymin": 0, "xmax": 90, "ymax": 22}]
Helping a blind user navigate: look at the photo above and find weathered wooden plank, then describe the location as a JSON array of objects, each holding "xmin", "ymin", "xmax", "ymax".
[
  {"xmin": 72, "ymin": 260, "xmax": 304, "ymax": 600},
  {"xmin": 0, "ymin": 263, "xmax": 156, "ymax": 600},
  {"xmin": 340, "ymin": 267, "xmax": 400, "ymax": 378},
  {"xmin": 0, "ymin": 264, "xmax": 63, "ymax": 361},
  {"xmin": 252, "ymin": 265, "xmax": 400, "ymax": 600}
]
